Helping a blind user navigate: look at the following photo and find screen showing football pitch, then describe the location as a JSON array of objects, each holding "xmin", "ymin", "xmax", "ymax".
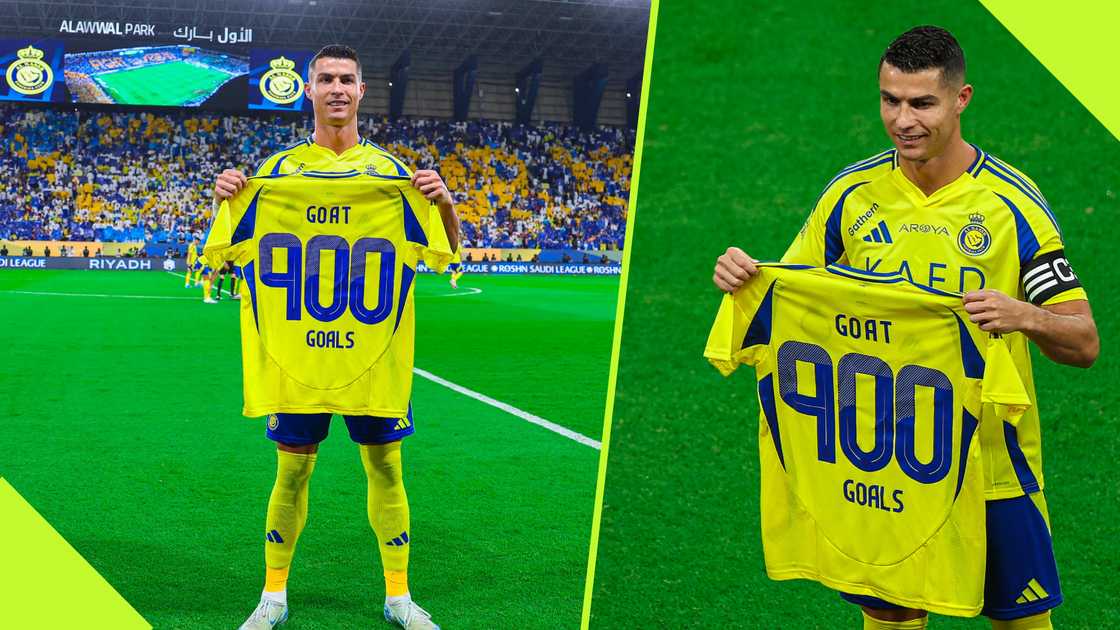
[{"xmin": 64, "ymin": 45, "xmax": 248, "ymax": 107}]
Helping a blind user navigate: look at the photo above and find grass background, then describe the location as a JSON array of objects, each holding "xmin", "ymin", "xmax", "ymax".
[
  {"xmin": 0, "ymin": 270, "xmax": 616, "ymax": 628},
  {"xmin": 98, "ymin": 62, "xmax": 232, "ymax": 106},
  {"xmin": 589, "ymin": 1, "xmax": 1119, "ymax": 627}
]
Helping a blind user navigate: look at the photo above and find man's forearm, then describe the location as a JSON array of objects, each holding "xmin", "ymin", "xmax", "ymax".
[
  {"xmin": 438, "ymin": 200, "xmax": 460, "ymax": 252},
  {"xmin": 1023, "ymin": 301, "xmax": 1099, "ymax": 368}
]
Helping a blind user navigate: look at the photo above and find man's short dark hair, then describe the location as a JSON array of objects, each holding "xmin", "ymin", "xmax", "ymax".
[
  {"xmin": 880, "ymin": 26, "xmax": 965, "ymax": 85},
  {"xmin": 308, "ymin": 44, "xmax": 362, "ymax": 80}
]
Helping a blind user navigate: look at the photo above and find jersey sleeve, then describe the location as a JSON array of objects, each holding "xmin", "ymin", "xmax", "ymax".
[
  {"xmin": 401, "ymin": 185, "xmax": 453, "ymax": 273},
  {"xmin": 780, "ymin": 198, "xmax": 830, "ymax": 266},
  {"xmin": 201, "ymin": 198, "xmax": 235, "ymax": 267},
  {"xmin": 704, "ymin": 276, "xmax": 776, "ymax": 376},
  {"xmin": 780, "ymin": 173, "xmax": 869, "ymax": 266},
  {"xmin": 980, "ymin": 335, "xmax": 1032, "ymax": 425},
  {"xmin": 986, "ymin": 166, "xmax": 1088, "ymax": 306},
  {"xmin": 202, "ymin": 187, "xmax": 258, "ymax": 268}
]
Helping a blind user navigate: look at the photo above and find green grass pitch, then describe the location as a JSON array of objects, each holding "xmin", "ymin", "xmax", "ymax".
[
  {"xmin": 96, "ymin": 62, "xmax": 233, "ymax": 106},
  {"xmin": 0, "ymin": 269, "xmax": 617, "ymax": 628},
  {"xmin": 591, "ymin": 0, "xmax": 1119, "ymax": 628}
]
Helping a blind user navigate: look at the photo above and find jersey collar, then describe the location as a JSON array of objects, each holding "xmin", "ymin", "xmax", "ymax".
[
  {"xmin": 890, "ymin": 144, "xmax": 985, "ymax": 207},
  {"xmin": 307, "ymin": 134, "xmax": 368, "ymax": 159}
]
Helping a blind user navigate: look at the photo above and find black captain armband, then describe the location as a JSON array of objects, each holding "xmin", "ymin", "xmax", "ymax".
[{"xmin": 1021, "ymin": 249, "xmax": 1082, "ymax": 305}]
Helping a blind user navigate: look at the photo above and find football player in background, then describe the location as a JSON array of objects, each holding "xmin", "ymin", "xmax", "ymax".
[{"xmin": 185, "ymin": 237, "xmax": 202, "ymax": 287}]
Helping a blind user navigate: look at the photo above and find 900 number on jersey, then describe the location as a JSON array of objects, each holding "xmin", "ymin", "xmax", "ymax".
[
  {"xmin": 259, "ymin": 232, "xmax": 396, "ymax": 324},
  {"xmin": 776, "ymin": 340, "xmax": 955, "ymax": 485}
]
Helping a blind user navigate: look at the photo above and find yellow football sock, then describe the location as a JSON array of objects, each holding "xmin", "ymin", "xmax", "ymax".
[
  {"xmin": 862, "ymin": 611, "xmax": 928, "ymax": 630},
  {"xmin": 263, "ymin": 450, "xmax": 317, "ymax": 592},
  {"xmin": 991, "ymin": 611, "xmax": 1052, "ymax": 630},
  {"xmin": 360, "ymin": 442, "xmax": 410, "ymax": 597},
  {"xmin": 202, "ymin": 277, "xmax": 212, "ymax": 299}
]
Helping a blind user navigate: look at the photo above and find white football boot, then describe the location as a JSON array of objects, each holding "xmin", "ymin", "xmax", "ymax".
[
  {"xmin": 384, "ymin": 598, "xmax": 440, "ymax": 630},
  {"xmin": 238, "ymin": 597, "xmax": 288, "ymax": 629}
]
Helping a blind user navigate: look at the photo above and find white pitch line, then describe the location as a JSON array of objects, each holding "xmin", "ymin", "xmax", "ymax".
[
  {"xmin": 425, "ymin": 287, "xmax": 483, "ymax": 298},
  {"xmin": 0, "ymin": 289, "xmax": 199, "ymax": 301},
  {"xmin": 166, "ymin": 271, "xmax": 234, "ymax": 296},
  {"xmin": 413, "ymin": 367, "xmax": 601, "ymax": 450}
]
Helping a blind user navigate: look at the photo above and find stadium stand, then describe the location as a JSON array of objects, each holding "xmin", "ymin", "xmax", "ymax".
[{"xmin": 0, "ymin": 104, "xmax": 631, "ymax": 255}]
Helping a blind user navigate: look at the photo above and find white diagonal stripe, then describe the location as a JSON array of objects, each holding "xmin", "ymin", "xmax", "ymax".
[{"xmin": 413, "ymin": 367, "xmax": 601, "ymax": 449}]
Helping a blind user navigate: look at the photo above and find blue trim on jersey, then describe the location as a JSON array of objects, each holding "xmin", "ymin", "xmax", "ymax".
[
  {"xmin": 244, "ymin": 261, "xmax": 259, "ymax": 331},
  {"xmin": 393, "ymin": 263, "xmax": 415, "ymax": 333},
  {"xmin": 270, "ymin": 155, "xmax": 289, "ymax": 175},
  {"xmin": 954, "ymin": 408, "xmax": 980, "ymax": 499},
  {"xmin": 994, "ymin": 192, "xmax": 1041, "ymax": 264},
  {"xmin": 757, "ymin": 373, "xmax": 785, "ymax": 469},
  {"xmin": 1002, "ymin": 421, "xmax": 1041, "ymax": 493},
  {"xmin": 987, "ymin": 155, "xmax": 1045, "ymax": 202},
  {"xmin": 953, "ymin": 312, "xmax": 985, "ymax": 379},
  {"xmin": 982, "ymin": 162, "xmax": 1061, "ymax": 239},
  {"xmin": 380, "ymin": 151, "xmax": 410, "ymax": 176},
  {"xmin": 826, "ymin": 263, "xmax": 962, "ymax": 298},
  {"xmin": 231, "ymin": 188, "xmax": 261, "ymax": 246},
  {"xmin": 812, "ymin": 151, "xmax": 895, "ymax": 209},
  {"xmin": 986, "ymin": 156, "xmax": 1061, "ymax": 237},
  {"xmin": 966, "ymin": 144, "xmax": 986, "ymax": 176},
  {"xmin": 826, "ymin": 265, "xmax": 903, "ymax": 284},
  {"xmin": 302, "ymin": 170, "xmax": 362, "ymax": 179},
  {"xmin": 828, "ymin": 262, "xmax": 897, "ymax": 278},
  {"xmin": 253, "ymin": 139, "xmax": 309, "ymax": 175},
  {"xmin": 401, "ymin": 191, "xmax": 428, "ymax": 247},
  {"xmin": 742, "ymin": 280, "xmax": 777, "ymax": 348},
  {"xmin": 824, "ymin": 181, "xmax": 869, "ymax": 265}
]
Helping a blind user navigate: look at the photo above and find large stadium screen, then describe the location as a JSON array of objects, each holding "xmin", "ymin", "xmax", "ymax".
[
  {"xmin": 0, "ymin": 39, "xmax": 68, "ymax": 103},
  {"xmin": 63, "ymin": 42, "xmax": 248, "ymax": 108},
  {"xmin": 1, "ymin": 35, "xmax": 310, "ymax": 110}
]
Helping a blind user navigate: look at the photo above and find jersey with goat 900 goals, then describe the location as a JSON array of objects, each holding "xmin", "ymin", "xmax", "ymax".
[
  {"xmin": 203, "ymin": 169, "xmax": 452, "ymax": 418},
  {"xmin": 705, "ymin": 264, "xmax": 1031, "ymax": 616}
]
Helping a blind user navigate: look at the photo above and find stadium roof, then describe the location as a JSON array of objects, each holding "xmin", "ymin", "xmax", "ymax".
[{"xmin": 0, "ymin": 0, "xmax": 650, "ymax": 86}]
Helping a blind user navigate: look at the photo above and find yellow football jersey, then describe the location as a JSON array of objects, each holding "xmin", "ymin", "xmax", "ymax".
[
  {"xmin": 253, "ymin": 136, "xmax": 412, "ymax": 179},
  {"xmin": 187, "ymin": 242, "xmax": 199, "ymax": 265},
  {"xmin": 705, "ymin": 264, "xmax": 1031, "ymax": 616},
  {"xmin": 203, "ymin": 168, "xmax": 452, "ymax": 417},
  {"xmin": 782, "ymin": 147, "xmax": 1087, "ymax": 500}
]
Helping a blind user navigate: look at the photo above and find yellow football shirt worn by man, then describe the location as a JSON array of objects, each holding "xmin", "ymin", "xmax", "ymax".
[
  {"xmin": 185, "ymin": 240, "xmax": 200, "ymax": 287},
  {"xmin": 218, "ymin": 44, "xmax": 458, "ymax": 630},
  {"xmin": 712, "ymin": 27, "xmax": 1098, "ymax": 630},
  {"xmin": 705, "ymin": 264, "xmax": 1031, "ymax": 616}
]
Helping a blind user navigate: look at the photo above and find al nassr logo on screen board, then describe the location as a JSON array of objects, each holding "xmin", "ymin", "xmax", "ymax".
[
  {"xmin": 260, "ymin": 55, "xmax": 303, "ymax": 105},
  {"xmin": 6, "ymin": 45, "xmax": 52, "ymax": 96}
]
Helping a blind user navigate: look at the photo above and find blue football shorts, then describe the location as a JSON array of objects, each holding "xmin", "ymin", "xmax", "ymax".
[
  {"xmin": 841, "ymin": 491, "xmax": 1062, "ymax": 620},
  {"xmin": 265, "ymin": 404, "xmax": 415, "ymax": 446}
]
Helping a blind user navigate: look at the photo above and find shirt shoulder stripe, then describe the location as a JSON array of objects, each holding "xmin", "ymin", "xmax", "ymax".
[
  {"xmin": 824, "ymin": 181, "xmax": 869, "ymax": 265},
  {"xmin": 811, "ymin": 150, "xmax": 896, "ymax": 210},
  {"xmin": 993, "ymin": 191, "xmax": 1041, "ymax": 264},
  {"xmin": 979, "ymin": 162, "xmax": 1062, "ymax": 237},
  {"xmin": 361, "ymin": 139, "xmax": 410, "ymax": 176},
  {"xmin": 253, "ymin": 138, "xmax": 310, "ymax": 176}
]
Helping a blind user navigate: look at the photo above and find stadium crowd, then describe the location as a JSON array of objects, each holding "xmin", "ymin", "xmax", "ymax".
[{"xmin": 1, "ymin": 104, "xmax": 632, "ymax": 253}]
